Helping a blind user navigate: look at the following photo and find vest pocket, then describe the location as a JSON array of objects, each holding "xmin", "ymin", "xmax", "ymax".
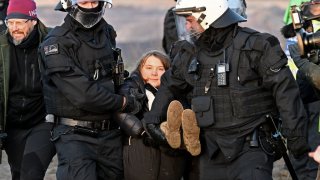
[{"xmin": 191, "ymin": 96, "xmax": 215, "ymax": 127}]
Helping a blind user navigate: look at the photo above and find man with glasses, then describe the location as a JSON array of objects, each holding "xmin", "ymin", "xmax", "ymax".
[{"xmin": 0, "ymin": 0, "xmax": 56, "ymax": 179}]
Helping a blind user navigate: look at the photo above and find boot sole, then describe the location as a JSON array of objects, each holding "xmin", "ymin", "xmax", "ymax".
[
  {"xmin": 182, "ymin": 109, "xmax": 201, "ymax": 156},
  {"xmin": 165, "ymin": 100, "xmax": 183, "ymax": 148}
]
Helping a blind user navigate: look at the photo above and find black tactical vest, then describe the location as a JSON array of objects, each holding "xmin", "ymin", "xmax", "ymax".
[
  {"xmin": 185, "ymin": 27, "xmax": 277, "ymax": 129},
  {"xmin": 42, "ymin": 26, "xmax": 116, "ymax": 121}
]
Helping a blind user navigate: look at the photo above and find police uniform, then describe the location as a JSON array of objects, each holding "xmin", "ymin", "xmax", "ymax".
[
  {"xmin": 145, "ymin": 23, "xmax": 308, "ymax": 179},
  {"xmin": 39, "ymin": 15, "xmax": 124, "ymax": 179}
]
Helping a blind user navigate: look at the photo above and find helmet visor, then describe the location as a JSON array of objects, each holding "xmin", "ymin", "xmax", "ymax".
[
  {"xmin": 211, "ymin": 8, "xmax": 246, "ymax": 28},
  {"xmin": 175, "ymin": 15, "xmax": 204, "ymax": 43}
]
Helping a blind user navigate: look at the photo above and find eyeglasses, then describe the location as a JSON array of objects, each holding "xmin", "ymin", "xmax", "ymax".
[{"xmin": 5, "ymin": 19, "xmax": 30, "ymax": 29}]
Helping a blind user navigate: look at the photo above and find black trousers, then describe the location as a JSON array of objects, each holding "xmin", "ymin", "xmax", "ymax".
[
  {"xmin": 52, "ymin": 124, "xmax": 123, "ymax": 180},
  {"xmin": 123, "ymin": 137, "xmax": 187, "ymax": 180},
  {"xmin": 199, "ymin": 143, "xmax": 274, "ymax": 180},
  {"xmin": 4, "ymin": 122, "xmax": 56, "ymax": 180}
]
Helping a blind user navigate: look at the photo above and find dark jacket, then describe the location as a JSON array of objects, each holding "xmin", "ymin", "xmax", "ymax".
[
  {"xmin": 0, "ymin": 20, "xmax": 50, "ymax": 130},
  {"xmin": 119, "ymin": 71, "xmax": 148, "ymax": 120},
  {"xmin": 39, "ymin": 15, "xmax": 123, "ymax": 121},
  {"xmin": 162, "ymin": 7, "xmax": 178, "ymax": 55}
]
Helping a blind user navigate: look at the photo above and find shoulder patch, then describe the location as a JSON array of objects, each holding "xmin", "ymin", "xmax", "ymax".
[
  {"xmin": 44, "ymin": 44, "xmax": 59, "ymax": 56},
  {"xmin": 265, "ymin": 36, "xmax": 279, "ymax": 47}
]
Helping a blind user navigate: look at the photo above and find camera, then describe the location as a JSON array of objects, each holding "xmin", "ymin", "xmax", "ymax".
[{"xmin": 290, "ymin": 1, "xmax": 320, "ymax": 56}]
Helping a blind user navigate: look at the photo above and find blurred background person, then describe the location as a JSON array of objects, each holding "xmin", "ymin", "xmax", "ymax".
[
  {"xmin": 0, "ymin": 0, "xmax": 8, "ymax": 32},
  {"xmin": 286, "ymin": 1, "xmax": 320, "ymax": 179},
  {"xmin": 282, "ymin": 1, "xmax": 320, "ymax": 179}
]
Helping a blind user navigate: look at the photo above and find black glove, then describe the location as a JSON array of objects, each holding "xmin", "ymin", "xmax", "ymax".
[
  {"xmin": 144, "ymin": 123, "xmax": 167, "ymax": 145},
  {"xmin": 122, "ymin": 88, "xmax": 144, "ymax": 114},
  {"xmin": 287, "ymin": 136, "xmax": 310, "ymax": 159},
  {"xmin": 288, "ymin": 44, "xmax": 309, "ymax": 69},
  {"xmin": 122, "ymin": 95, "xmax": 141, "ymax": 114},
  {"xmin": 114, "ymin": 113, "xmax": 144, "ymax": 138}
]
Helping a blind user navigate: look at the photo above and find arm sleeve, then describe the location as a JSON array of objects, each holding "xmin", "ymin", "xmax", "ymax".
[
  {"xmin": 41, "ymin": 37, "xmax": 124, "ymax": 114},
  {"xmin": 257, "ymin": 34, "xmax": 307, "ymax": 137}
]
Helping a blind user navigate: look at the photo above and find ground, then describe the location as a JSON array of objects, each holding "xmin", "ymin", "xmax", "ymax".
[{"xmin": 0, "ymin": 0, "xmax": 301, "ymax": 179}]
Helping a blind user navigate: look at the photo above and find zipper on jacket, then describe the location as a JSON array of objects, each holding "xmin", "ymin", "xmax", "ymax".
[
  {"xmin": 24, "ymin": 50, "xmax": 28, "ymax": 90},
  {"xmin": 31, "ymin": 64, "xmax": 35, "ymax": 89},
  {"xmin": 19, "ymin": 97, "xmax": 26, "ymax": 122}
]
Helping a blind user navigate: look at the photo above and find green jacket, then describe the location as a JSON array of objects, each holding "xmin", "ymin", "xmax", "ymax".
[
  {"xmin": 0, "ymin": 20, "xmax": 50, "ymax": 131},
  {"xmin": 283, "ymin": 0, "xmax": 309, "ymax": 25}
]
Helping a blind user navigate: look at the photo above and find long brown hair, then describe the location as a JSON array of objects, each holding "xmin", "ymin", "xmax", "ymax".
[{"xmin": 134, "ymin": 50, "xmax": 171, "ymax": 74}]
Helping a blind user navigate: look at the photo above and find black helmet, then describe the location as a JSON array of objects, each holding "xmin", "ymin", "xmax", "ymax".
[{"xmin": 56, "ymin": 0, "xmax": 113, "ymax": 28}]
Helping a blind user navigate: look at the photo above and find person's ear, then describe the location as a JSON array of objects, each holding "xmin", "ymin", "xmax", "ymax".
[{"xmin": 32, "ymin": 20, "xmax": 38, "ymax": 26}]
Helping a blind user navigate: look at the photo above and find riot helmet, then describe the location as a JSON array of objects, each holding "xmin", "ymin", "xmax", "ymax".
[
  {"xmin": 174, "ymin": 0, "xmax": 246, "ymax": 30},
  {"xmin": 57, "ymin": 0, "xmax": 112, "ymax": 28},
  {"xmin": 173, "ymin": 0, "xmax": 246, "ymax": 43}
]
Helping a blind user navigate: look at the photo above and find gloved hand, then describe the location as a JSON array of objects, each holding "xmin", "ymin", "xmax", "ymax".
[
  {"xmin": 288, "ymin": 44, "xmax": 309, "ymax": 69},
  {"xmin": 122, "ymin": 88, "xmax": 144, "ymax": 114},
  {"xmin": 287, "ymin": 136, "xmax": 310, "ymax": 159},
  {"xmin": 122, "ymin": 95, "xmax": 141, "ymax": 114},
  {"xmin": 144, "ymin": 123, "xmax": 167, "ymax": 145}
]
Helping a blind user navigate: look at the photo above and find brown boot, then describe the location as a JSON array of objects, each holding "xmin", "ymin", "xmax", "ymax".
[
  {"xmin": 160, "ymin": 100, "xmax": 183, "ymax": 148},
  {"xmin": 182, "ymin": 109, "xmax": 201, "ymax": 156}
]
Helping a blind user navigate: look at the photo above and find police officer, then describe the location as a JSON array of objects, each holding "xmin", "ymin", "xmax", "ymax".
[
  {"xmin": 144, "ymin": 0, "xmax": 310, "ymax": 179},
  {"xmin": 39, "ymin": 0, "xmax": 140, "ymax": 179},
  {"xmin": 0, "ymin": 0, "xmax": 56, "ymax": 179}
]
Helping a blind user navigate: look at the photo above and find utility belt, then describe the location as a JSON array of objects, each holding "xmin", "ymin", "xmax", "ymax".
[{"xmin": 45, "ymin": 114, "xmax": 119, "ymax": 131}]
